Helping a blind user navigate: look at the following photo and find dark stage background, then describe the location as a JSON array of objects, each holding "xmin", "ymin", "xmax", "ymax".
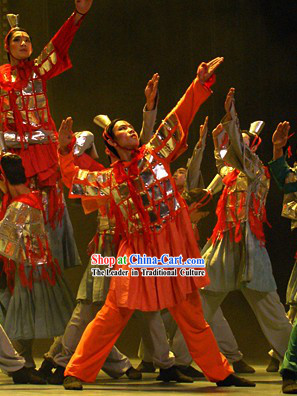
[{"xmin": 4, "ymin": 0, "xmax": 297, "ymax": 363}]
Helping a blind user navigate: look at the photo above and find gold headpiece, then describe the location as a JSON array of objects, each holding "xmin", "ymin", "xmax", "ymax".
[
  {"xmin": 248, "ymin": 121, "xmax": 265, "ymax": 137},
  {"xmin": 93, "ymin": 115, "xmax": 111, "ymax": 129},
  {"xmin": 7, "ymin": 14, "xmax": 19, "ymax": 29}
]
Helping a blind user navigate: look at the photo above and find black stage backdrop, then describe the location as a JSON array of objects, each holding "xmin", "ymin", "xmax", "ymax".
[{"xmin": 4, "ymin": 0, "xmax": 297, "ymax": 362}]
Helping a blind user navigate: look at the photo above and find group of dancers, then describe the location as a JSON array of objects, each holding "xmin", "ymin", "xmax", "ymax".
[{"xmin": 0, "ymin": 0, "xmax": 296, "ymax": 394}]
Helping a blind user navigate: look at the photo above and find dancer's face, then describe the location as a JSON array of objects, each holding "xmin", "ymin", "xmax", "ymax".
[
  {"xmin": 9, "ymin": 31, "xmax": 32, "ymax": 61},
  {"xmin": 173, "ymin": 168, "xmax": 186, "ymax": 188},
  {"xmin": 242, "ymin": 132, "xmax": 258, "ymax": 153},
  {"xmin": 242, "ymin": 133, "xmax": 250, "ymax": 147},
  {"xmin": 113, "ymin": 121, "xmax": 139, "ymax": 150}
]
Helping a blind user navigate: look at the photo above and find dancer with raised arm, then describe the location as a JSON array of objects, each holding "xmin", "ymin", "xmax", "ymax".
[
  {"xmin": 200, "ymin": 88, "xmax": 292, "ymax": 373},
  {"xmin": 58, "ymin": 58, "xmax": 255, "ymax": 390},
  {"xmin": 269, "ymin": 121, "xmax": 297, "ymax": 394},
  {"xmin": 0, "ymin": 0, "xmax": 93, "ymax": 368}
]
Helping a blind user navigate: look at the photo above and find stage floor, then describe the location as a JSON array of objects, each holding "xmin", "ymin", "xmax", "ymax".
[{"xmin": 0, "ymin": 361, "xmax": 285, "ymax": 395}]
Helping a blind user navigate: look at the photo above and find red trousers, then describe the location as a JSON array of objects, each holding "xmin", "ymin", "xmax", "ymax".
[{"xmin": 65, "ymin": 290, "xmax": 233, "ymax": 382}]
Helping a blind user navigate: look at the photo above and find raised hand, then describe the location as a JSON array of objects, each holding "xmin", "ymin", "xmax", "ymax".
[
  {"xmin": 212, "ymin": 123, "xmax": 224, "ymax": 138},
  {"xmin": 212, "ymin": 123, "xmax": 224, "ymax": 150},
  {"xmin": 75, "ymin": 0, "xmax": 93, "ymax": 15},
  {"xmin": 145, "ymin": 73, "xmax": 160, "ymax": 111},
  {"xmin": 287, "ymin": 306, "xmax": 297, "ymax": 324},
  {"xmin": 58, "ymin": 117, "xmax": 74, "ymax": 154},
  {"xmin": 197, "ymin": 57, "xmax": 224, "ymax": 84},
  {"xmin": 200, "ymin": 116, "xmax": 208, "ymax": 139},
  {"xmin": 272, "ymin": 121, "xmax": 290, "ymax": 148},
  {"xmin": 224, "ymin": 87, "xmax": 235, "ymax": 114},
  {"xmin": 197, "ymin": 116, "xmax": 208, "ymax": 148}
]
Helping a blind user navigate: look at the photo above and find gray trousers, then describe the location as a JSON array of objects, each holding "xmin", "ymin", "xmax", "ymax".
[
  {"xmin": 44, "ymin": 336, "xmax": 63, "ymax": 362},
  {"xmin": 0, "ymin": 325, "xmax": 24, "ymax": 372},
  {"xmin": 53, "ymin": 301, "xmax": 132, "ymax": 378},
  {"xmin": 200, "ymin": 288, "xmax": 292, "ymax": 361},
  {"xmin": 12, "ymin": 339, "xmax": 35, "ymax": 369},
  {"xmin": 136, "ymin": 310, "xmax": 176, "ymax": 369},
  {"xmin": 138, "ymin": 305, "xmax": 242, "ymax": 367}
]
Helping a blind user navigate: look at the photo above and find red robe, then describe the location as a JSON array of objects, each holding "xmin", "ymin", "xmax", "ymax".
[{"xmin": 60, "ymin": 77, "xmax": 212, "ymax": 311}]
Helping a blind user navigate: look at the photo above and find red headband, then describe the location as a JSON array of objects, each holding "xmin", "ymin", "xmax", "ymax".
[
  {"xmin": 4, "ymin": 28, "xmax": 19, "ymax": 52},
  {"xmin": 250, "ymin": 134, "xmax": 262, "ymax": 151},
  {"xmin": 102, "ymin": 127, "xmax": 137, "ymax": 154}
]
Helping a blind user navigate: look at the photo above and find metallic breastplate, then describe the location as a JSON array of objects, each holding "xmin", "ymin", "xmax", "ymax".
[
  {"xmin": 282, "ymin": 167, "xmax": 297, "ymax": 229},
  {"xmin": 225, "ymin": 161, "xmax": 270, "ymax": 224},
  {"xmin": 110, "ymin": 150, "xmax": 183, "ymax": 234},
  {"xmin": 0, "ymin": 201, "xmax": 46, "ymax": 265},
  {"xmin": 0, "ymin": 70, "xmax": 51, "ymax": 147}
]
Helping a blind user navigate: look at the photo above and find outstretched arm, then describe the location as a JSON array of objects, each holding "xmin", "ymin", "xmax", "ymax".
[
  {"xmin": 34, "ymin": 0, "xmax": 93, "ymax": 79},
  {"xmin": 173, "ymin": 58, "xmax": 223, "ymax": 131},
  {"xmin": 149, "ymin": 58, "xmax": 223, "ymax": 163},
  {"xmin": 74, "ymin": 0, "xmax": 93, "ymax": 23},
  {"xmin": 58, "ymin": 117, "xmax": 79, "ymax": 188},
  {"xmin": 212, "ymin": 123, "xmax": 233, "ymax": 178},
  {"xmin": 186, "ymin": 116, "xmax": 208, "ymax": 190},
  {"xmin": 272, "ymin": 121, "xmax": 290, "ymax": 160},
  {"xmin": 140, "ymin": 73, "xmax": 159, "ymax": 144},
  {"xmin": 269, "ymin": 121, "xmax": 293, "ymax": 190},
  {"xmin": 220, "ymin": 88, "xmax": 262, "ymax": 179}
]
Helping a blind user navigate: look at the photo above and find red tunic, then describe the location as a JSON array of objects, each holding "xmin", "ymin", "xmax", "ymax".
[
  {"xmin": 60, "ymin": 77, "xmax": 212, "ymax": 311},
  {"xmin": 0, "ymin": 12, "xmax": 84, "ymax": 187}
]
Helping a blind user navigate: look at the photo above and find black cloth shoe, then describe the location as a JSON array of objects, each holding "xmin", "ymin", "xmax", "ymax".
[
  {"xmin": 266, "ymin": 356, "xmax": 280, "ymax": 372},
  {"xmin": 12, "ymin": 367, "xmax": 29, "ymax": 384},
  {"xmin": 282, "ymin": 369, "xmax": 297, "ymax": 380},
  {"xmin": 282, "ymin": 379, "xmax": 297, "ymax": 394},
  {"xmin": 136, "ymin": 360, "xmax": 156, "ymax": 373},
  {"xmin": 27, "ymin": 368, "xmax": 47, "ymax": 384},
  {"xmin": 216, "ymin": 373, "xmax": 256, "ymax": 387},
  {"xmin": 176, "ymin": 365, "xmax": 204, "ymax": 380},
  {"xmin": 233, "ymin": 359, "xmax": 256, "ymax": 373},
  {"xmin": 12, "ymin": 367, "xmax": 46, "ymax": 384},
  {"xmin": 125, "ymin": 366, "xmax": 142, "ymax": 380},
  {"xmin": 48, "ymin": 365, "xmax": 65, "ymax": 385},
  {"xmin": 63, "ymin": 375, "xmax": 83, "ymax": 390},
  {"xmin": 156, "ymin": 366, "xmax": 193, "ymax": 383},
  {"xmin": 38, "ymin": 359, "xmax": 55, "ymax": 380}
]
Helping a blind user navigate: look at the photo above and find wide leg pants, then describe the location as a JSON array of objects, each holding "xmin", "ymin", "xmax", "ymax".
[{"xmin": 65, "ymin": 290, "xmax": 232, "ymax": 383}]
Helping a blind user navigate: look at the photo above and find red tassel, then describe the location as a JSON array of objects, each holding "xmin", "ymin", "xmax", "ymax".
[
  {"xmin": 47, "ymin": 186, "xmax": 65, "ymax": 229},
  {"xmin": 2, "ymin": 257, "xmax": 16, "ymax": 294},
  {"xmin": 288, "ymin": 146, "xmax": 293, "ymax": 158}
]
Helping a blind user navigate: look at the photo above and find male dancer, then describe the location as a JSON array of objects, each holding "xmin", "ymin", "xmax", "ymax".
[
  {"xmin": 46, "ymin": 74, "xmax": 160, "ymax": 384},
  {"xmin": 58, "ymin": 57, "xmax": 254, "ymax": 390},
  {"xmin": 0, "ymin": 153, "xmax": 73, "ymax": 374},
  {"xmin": 138, "ymin": 116, "xmax": 255, "ymax": 374},
  {"xmin": 269, "ymin": 121, "xmax": 297, "ymax": 394},
  {"xmin": 201, "ymin": 88, "xmax": 292, "ymax": 371},
  {"xmin": 0, "ymin": 0, "xmax": 94, "ymax": 363}
]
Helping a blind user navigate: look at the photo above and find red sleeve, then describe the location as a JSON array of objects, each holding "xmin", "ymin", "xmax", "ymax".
[
  {"xmin": 59, "ymin": 150, "xmax": 79, "ymax": 189},
  {"xmin": 34, "ymin": 12, "xmax": 85, "ymax": 80},
  {"xmin": 59, "ymin": 150, "xmax": 110, "ymax": 214},
  {"xmin": 148, "ymin": 77, "xmax": 212, "ymax": 163},
  {"xmin": 74, "ymin": 154, "xmax": 106, "ymax": 172},
  {"xmin": 172, "ymin": 77, "xmax": 212, "ymax": 135}
]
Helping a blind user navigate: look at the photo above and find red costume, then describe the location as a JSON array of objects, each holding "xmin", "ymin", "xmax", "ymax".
[
  {"xmin": 0, "ymin": 12, "xmax": 84, "ymax": 225},
  {"xmin": 59, "ymin": 76, "xmax": 233, "ymax": 383}
]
